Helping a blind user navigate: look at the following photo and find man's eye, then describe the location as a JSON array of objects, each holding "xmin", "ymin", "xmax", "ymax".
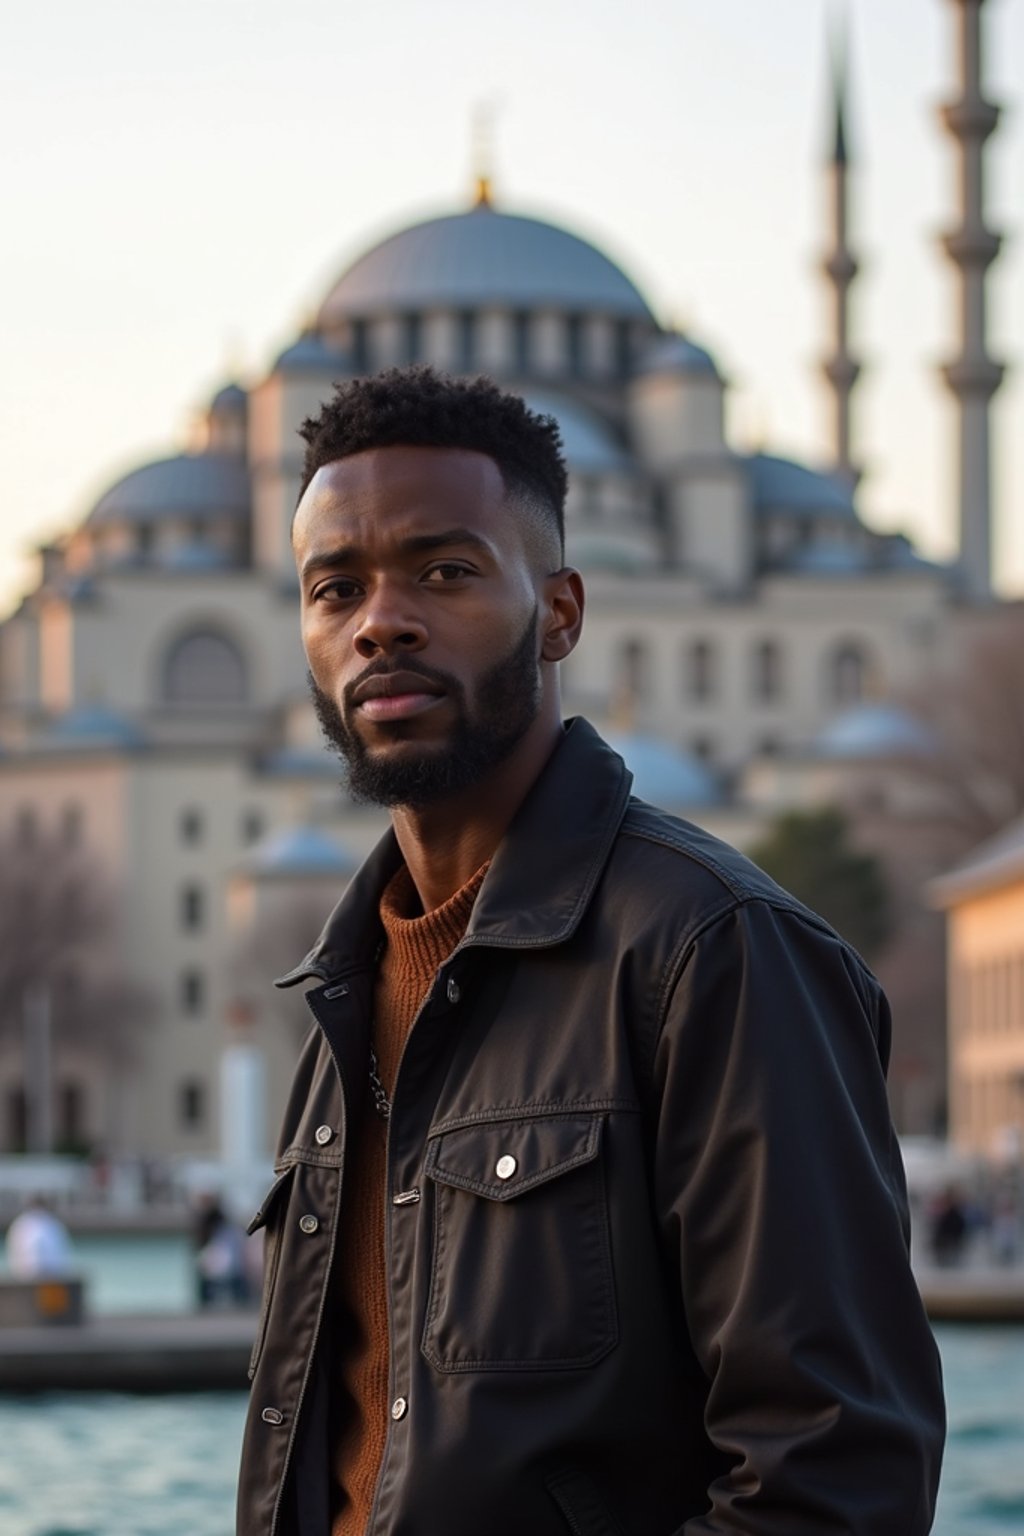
[
  {"xmin": 424, "ymin": 563, "xmax": 471, "ymax": 583},
  {"xmin": 313, "ymin": 578, "xmax": 361, "ymax": 602}
]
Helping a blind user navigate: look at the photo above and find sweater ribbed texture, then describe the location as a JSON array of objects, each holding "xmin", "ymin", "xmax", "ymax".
[{"xmin": 331, "ymin": 859, "xmax": 489, "ymax": 1535}]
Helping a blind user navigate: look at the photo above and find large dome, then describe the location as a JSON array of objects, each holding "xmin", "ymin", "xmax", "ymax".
[{"xmin": 318, "ymin": 203, "xmax": 654, "ymax": 325}]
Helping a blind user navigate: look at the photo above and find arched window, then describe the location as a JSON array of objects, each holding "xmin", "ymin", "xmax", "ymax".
[
  {"xmin": 753, "ymin": 639, "xmax": 783, "ymax": 703},
  {"xmin": 162, "ymin": 629, "xmax": 247, "ymax": 705},
  {"xmin": 687, "ymin": 639, "xmax": 716, "ymax": 703},
  {"xmin": 829, "ymin": 641, "xmax": 868, "ymax": 706},
  {"xmin": 619, "ymin": 637, "xmax": 650, "ymax": 704}
]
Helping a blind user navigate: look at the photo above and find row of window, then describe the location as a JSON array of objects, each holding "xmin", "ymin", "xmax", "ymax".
[
  {"xmin": 959, "ymin": 957, "xmax": 1024, "ymax": 1038},
  {"xmin": 113, "ymin": 624, "xmax": 876, "ymax": 717},
  {"xmin": 180, "ymin": 806, "xmax": 263, "ymax": 847},
  {"xmin": 3, "ymin": 1080, "xmax": 207, "ymax": 1148},
  {"xmin": 958, "ymin": 1073, "xmax": 1024, "ymax": 1146},
  {"xmin": 344, "ymin": 311, "xmax": 638, "ymax": 382},
  {"xmin": 10, "ymin": 801, "xmax": 264, "ymax": 857},
  {"xmin": 615, "ymin": 637, "xmax": 871, "ymax": 709},
  {"xmin": 5, "ymin": 1083, "xmax": 86, "ymax": 1152},
  {"xmin": 11, "ymin": 803, "xmax": 83, "ymax": 848}
]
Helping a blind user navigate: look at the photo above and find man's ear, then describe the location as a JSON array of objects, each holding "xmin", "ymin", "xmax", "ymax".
[{"xmin": 539, "ymin": 567, "xmax": 585, "ymax": 662}]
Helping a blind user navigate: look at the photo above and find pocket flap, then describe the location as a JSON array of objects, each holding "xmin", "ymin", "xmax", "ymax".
[
  {"xmin": 425, "ymin": 1114, "xmax": 601, "ymax": 1203},
  {"xmin": 246, "ymin": 1164, "xmax": 296, "ymax": 1235}
]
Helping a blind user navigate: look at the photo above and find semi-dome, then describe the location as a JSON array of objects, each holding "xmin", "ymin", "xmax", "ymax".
[
  {"xmin": 635, "ymin": 332, "xmax": 719, "ymax": 378},
  {"xmin": 746, "ymin": 454, "xmax": 857, "ymax": 520},
  {"xmin": 606, "ymin": 731, "xmax": 720, "ymax": 808},
  {"xmin": 783, "ymin": 541, "xmax": 869, "ymax": 576},
  {"xmin": 245, "ymin": 824, "xmax": 357, "ymax": 878},
  {"xmin": 814, "ymin": 703, "xmax": 936, "ymax": 760},
  {"xmin": 318, "ymin": 203, "xmax": 654, "ymax": 324},
  {"xmin": 523, "ymin": 388, "xmax": 630, "ymax": 474},
  {"xmin": 87, "ymin": 454, "xmax": 250, "ymax": 526}
]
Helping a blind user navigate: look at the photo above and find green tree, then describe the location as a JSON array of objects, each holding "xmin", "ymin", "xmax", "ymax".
[{"xmin": 749, "ymin": 805, "xmax": 892, "ymax": 961}]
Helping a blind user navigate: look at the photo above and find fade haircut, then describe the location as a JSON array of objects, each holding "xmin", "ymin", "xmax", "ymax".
[{"xmin": 297, "ymin": 366, "xmax": 568, "ymax": 558}]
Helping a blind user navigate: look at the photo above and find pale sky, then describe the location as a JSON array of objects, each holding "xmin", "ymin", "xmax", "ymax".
[{"xmin": 1, "ymin": 0, "xmax": 1021, "ymax": 616}]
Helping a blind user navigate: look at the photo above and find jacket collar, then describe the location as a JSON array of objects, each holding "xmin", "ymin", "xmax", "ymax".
[{"xmin": 276, "ymin": 717, "xmax": 632, "ymax": 987}]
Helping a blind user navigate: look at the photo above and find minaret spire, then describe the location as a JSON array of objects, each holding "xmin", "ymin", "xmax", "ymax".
[
  {"xmin": 938, "ymin": 0, "xmax": 1004, "ymax": 601},
  {"xmin": 820, "ymin": 17, "xmax": 861, "ymax": 486}
]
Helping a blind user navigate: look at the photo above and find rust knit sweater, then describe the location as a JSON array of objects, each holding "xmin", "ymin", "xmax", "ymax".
[{"xmin": 331, "ymin": 859, "xmax": 489, "ymax": 1535}]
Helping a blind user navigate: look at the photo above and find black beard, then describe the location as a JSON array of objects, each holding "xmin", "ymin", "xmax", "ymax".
[{"xmin": 309, "ymin": 608, "xmax": 542, "ymax": 809}]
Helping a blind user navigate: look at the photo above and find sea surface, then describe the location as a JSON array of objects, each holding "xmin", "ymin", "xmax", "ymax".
[{"xmin": 0, "ymin": 1235, "xmax": 1021, "ymax": 1534}]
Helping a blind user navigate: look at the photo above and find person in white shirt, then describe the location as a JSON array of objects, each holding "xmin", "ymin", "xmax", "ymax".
[{"xmin": 5, "ymin": 1196, "xmax": 74, "ymax": 1278}]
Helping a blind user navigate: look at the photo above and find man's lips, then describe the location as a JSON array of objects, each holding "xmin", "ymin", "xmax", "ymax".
[{"xmin": 350, "ymin": 670, "xmax": 447, "ymax": 722}]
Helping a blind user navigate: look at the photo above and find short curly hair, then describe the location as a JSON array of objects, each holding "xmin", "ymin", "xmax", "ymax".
[{"xmin": 297, "ymin": 366, "xmax": 568, "ymax": 553}]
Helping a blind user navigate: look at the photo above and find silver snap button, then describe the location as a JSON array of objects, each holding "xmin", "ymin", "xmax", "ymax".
[
  {"xmin": 261, "ymin": 1406, "xmax": 284, "ymax": 1425},
  {"xmin": 495, "ymin": 1155, "xmax": 517, "ymax": 1180},
  {"xmin": 446, "ymin": 977, "xmax": 461, "ymax": 1004},
  {"xmin": 391, "ymin": 1396, "xmax": 408, "ymax": 1421},
  {"xmin": 299, "ymin": 1214, "xmax": 319, "ymax": 1234},
  {"xmin": 315, "ymin": 1124, "xmax": 334, "ymax": 1146}
]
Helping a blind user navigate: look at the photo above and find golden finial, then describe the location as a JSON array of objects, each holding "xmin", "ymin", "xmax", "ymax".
[{"xmin": 471, "ymin": 101, "xmax": 498, "ymax": 207}]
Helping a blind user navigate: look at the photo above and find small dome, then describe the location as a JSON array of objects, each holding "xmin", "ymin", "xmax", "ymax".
[
  {"xmin": 814, "ymin": 703, "xmax": 935, "ymax": 760},
  {"xmin": 46, "ymin": 703, "xmax": 145, "ymax": 750},
  {"xmin": 318, "ymin": 203, "xmax": 654, "ymax": 324},
  {"xmin": 635, "ymin": 332, "xmax": 719, "ymax": 378},
  {"xmin": 522, "ymin": 388, "xmax": 629, "ymax": 474},
  {"xmin": 210, "ymin": 381, "xmax": 247, "ymax": 413},
  {"xmin": 245, "ymin": 824, "xmax": 357, "ymax": 878},
  {"xmin": 606, "ymin": 731, "xmax": 720, "ymax": 808},
  {"xmin": 272, "ymin": 332, "xmax": 350, "ymax": 375},
  {"xmin": 746, "ymin": 454, "xmax": 857, "ymax": 521},
  {"xmin": 87, "ymin": 454, "xmax": 250, "ymax": 526}
]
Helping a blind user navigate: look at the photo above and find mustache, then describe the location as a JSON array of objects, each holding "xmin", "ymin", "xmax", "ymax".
[{"xmin": 342, "ymin": 658, "xmax": 461, "ymax": 710}]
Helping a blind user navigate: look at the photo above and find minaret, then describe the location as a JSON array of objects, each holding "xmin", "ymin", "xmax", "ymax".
[
  {"xmin": 820, "ymin": 28, "xmax": 861, "ymax": 487},
  {"xmin": 939, "ymin": 0, "xmax": 1004, "ymax": 601}
]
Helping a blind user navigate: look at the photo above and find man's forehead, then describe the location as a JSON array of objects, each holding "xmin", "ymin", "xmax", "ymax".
[{"xmin": 302, "ymin": 444, "xmax": 505, "ymax": 515}]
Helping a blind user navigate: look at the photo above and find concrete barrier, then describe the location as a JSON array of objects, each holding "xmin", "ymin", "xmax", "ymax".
[{"xmin": 0, "ymin": 1276, "xmax": 86, "ymax": 1326}]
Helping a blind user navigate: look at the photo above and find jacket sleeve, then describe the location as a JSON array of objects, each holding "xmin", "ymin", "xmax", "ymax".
[{"xmin": 648, "ymin": 898, "xmax": 945, "ymax": 1535}]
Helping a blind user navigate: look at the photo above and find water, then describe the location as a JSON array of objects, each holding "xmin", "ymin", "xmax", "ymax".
[
  {"xmin": 70, "ymin": 1234, "xmax": 195, "ymax": 1316},
  {"xmin": 937, "ymin": 1325, "xmax": 1024, "ymax": 1535},
  {"xmin": 0, "ymin": 1325, "xmax": 1019, "ymax": 1534}
]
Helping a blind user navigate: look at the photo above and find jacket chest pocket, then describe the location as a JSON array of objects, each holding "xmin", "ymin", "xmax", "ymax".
[{"xmin": 421, "ymin": 1113, "xmax": 617, "ymax": 1372}]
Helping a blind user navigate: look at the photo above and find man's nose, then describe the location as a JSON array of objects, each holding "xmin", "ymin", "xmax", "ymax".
[{"xmin": 353, "ymin": 584, "xmax": 428, "ymax": 658}]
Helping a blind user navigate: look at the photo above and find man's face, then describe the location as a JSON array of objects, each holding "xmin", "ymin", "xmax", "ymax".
[{"xmin": 294, "ymin": 446, "xmax": 553, "ymax": 809}]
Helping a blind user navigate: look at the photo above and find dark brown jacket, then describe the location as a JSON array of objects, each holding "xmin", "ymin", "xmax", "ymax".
[{"xmin": 237, "ymin": 719, "xmax": 944, "ymax": 1536}]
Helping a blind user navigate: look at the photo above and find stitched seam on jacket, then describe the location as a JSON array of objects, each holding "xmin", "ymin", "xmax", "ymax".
[{"xmin": 426, "ymin": 1098, "xmax": 640, "ymax": 1137}]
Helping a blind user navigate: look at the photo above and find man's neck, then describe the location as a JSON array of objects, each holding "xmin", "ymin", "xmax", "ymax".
[{"xmin": 389, "ymin": 719, "xmax": 561, "ymax": 912}]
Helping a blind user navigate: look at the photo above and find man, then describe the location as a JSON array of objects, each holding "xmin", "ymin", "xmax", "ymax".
[{"xmin": 237, "ymin": 367, "xmax": 944, "ymax": 1536}]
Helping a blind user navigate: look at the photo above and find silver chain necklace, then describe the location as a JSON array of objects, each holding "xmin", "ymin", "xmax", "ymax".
[{"xmin": 368, "ymin": 1044, "xmax": 391, "ymax": 1122}]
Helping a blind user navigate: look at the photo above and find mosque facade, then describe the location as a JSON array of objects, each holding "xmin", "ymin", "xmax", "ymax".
[{"xmin": 0, "ymin": 0, "xmax": 1007, "ymax": 1164}]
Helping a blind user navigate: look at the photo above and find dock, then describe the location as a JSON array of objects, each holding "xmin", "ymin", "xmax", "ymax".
[{"xmin": 0, "ymin": 1309, "xmax": 256, "ymax": 1392}]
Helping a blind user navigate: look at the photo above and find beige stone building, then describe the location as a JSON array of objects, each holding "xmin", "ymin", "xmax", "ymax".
[
  {"xmin": 931, "ymin": 820, "xmax": 1024, "ymax": 1156},
  {"xmin": 0, "ymin": 1, "xmax": 1008, "ymax": 1166}
]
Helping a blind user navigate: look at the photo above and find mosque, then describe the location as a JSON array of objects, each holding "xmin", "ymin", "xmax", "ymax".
[{"xmin": 0, "ymin": 0, "xmax": 1007, "ymax": 1164}]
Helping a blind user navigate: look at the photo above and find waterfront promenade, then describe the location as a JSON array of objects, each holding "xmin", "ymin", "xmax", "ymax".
[{"xmin": 2, "ymin": 1259, "xmax": 1024, "ymax": 1393}]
